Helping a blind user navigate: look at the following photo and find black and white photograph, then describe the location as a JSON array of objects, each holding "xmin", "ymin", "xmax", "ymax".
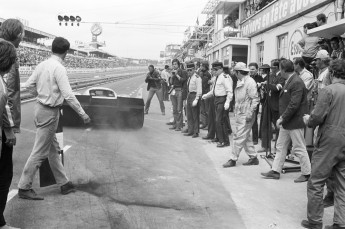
[{"xmin": 0, "ymin": 0, "xmax": 344, "ymax": 228}]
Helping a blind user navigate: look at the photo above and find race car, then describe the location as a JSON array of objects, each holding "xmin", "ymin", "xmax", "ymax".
[{"xmin": 62, "ymin": 87, "xmax": 145, "ymax": 129}]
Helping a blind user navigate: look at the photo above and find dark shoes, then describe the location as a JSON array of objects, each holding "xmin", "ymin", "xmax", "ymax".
[
  {"xmin": 294, "ymin": 174, "xmax": 310, "ymax": 183},
  {"xmin": 217, "ymin": 142, "xmax": 230, "ymax": 148},
  {"xmin": 323, "ymin": 192, "xmax": 334, "ymax": 208},
  {"xmin": 182, "ymin": 129, "xmax": 189, "ymax": 134},
  {"xmin": 202, "ymin": 136, "xmax": 213, "ymax": 140},
  {"xmin": 175, "ymin": 128, "xmax": 182, "ymax": 131},
  {"xmin": 192, "ymin": 133, "xmax": 199, "ymax": 138},
  {"xmin": 18, "ymin": 189, "xmax": 44, "ymax": 200},
  {"xmin": 243, "ymin": 157, "xmax": 259, "ymax": 166},
  {"xmin": 211, "ymin": 138, "xmax": 219, "ymax": 143},
  {"xmin": 253, "ymin": 141, "xmax": 258, "ymax": 145},
  {"xmin": 166, "ymin": 122, "xmax": 174, "ymax": 125},
  {"xmin": 61, "ymin": 181, "xmax": 76, "ymax": 195},
  {"xmin": 169, "ymin": 126, "xmax": 176, "ymax": 130},
  {"xmin": 184, "ymin": 133, "xmax": 193, "ymax": 136},
  {"xmin": 301, "ymin": 220, "xmax": 323, "ymax": 229},
  {"xmin": 324, "ymin": 224, "xmax": 345, "ymax": 229},
  {"xmin": 261, "ymin": 170, "xmax": 280, "ymax": 179},
  {"xmin": 223, "ymin": 160, "xmax": 236, "ymax": 168}
]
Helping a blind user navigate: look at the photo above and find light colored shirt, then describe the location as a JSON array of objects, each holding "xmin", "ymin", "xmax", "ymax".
[
  {"xmin": 24, "ymin": 55, "xmax": 86, "ymax": 117},
  {"xmin": 299, "ymin": 69, "xmax": 314, "ymax": 90},
  {"xmin": 160, "ymin": 69, "xmax": 170, "ymax": 82},
  {"xmin": 210, "ymin": 72, "xmax": 233, "ymax": 97},
  {"xmin": 298, "ymin": 35, "xmax": 320, "ymax": 58},
  {"xmin": 317, "ymin": 67, "xmax": 331, "ymax": 92},
  {"xmin": 234, "ymin": 75, "xmax": 259, "ymax": 116},
  {"xmin": 204, "ymin": 72, "xmax": 233, "ymax": 105},
  {"xmin": 187, "ymin": 73, "xmax": 202, "ymax": 98}
]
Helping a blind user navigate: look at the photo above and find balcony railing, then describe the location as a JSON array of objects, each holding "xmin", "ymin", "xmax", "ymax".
[{"xmin": 213, "ymin": 28, "xmax": 224, "ymax": 46}]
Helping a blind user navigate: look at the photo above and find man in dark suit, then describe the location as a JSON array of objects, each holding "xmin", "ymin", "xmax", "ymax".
[
  {"xmin": 261, "ymin": 59, "xmax": 311, "ymax": 182},
  {"xmin": 259, "ymin": 60, "xmax": 286, "ymax": 152},
  {"xmin": 249, "ymin": 62, "xmax": 264, "ymax": 144}
]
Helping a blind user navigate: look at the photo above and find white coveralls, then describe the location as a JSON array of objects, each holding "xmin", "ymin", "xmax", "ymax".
[{"xmin": 230, "ymin": 75, "xmax": 259, "ymax": 161}]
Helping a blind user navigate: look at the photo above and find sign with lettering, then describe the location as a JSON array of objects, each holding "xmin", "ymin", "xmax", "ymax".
[
  {"xmin": 289, "ymin": 29, "xmax": 303, "ymax": 59},
  {"xmin": 241, "ymin": 0, "xmax": 331, "ymax": 37}
]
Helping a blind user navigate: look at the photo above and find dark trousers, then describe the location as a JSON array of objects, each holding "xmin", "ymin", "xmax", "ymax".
[
  {"xmin": 0, "ymin": 131, "xmax": 13, "ymax": 227},
  {"xmin": 200, "ymin": 98, "xmax": 209, "ymax": 126},
  {"xmin": 252, "ymin": 104, "xmax": 260, "ymax": 143},
  {"xmin": 207, "ymin": 97, "xmax": 216, "ymax": 139},
  {"xmin": 215, "ymin": 96, "xmax": 229, "ymax": 144},
  {"xmin": 170, "ymin": 89, "xmax": 183, "ymax": 129},
  {"xmin": 162, "ymin": 81, "xmax": 169, "ymax": 101},
  {"xmin": 186, "ymin": 93, "xmax": 200, "ymax": 134}
]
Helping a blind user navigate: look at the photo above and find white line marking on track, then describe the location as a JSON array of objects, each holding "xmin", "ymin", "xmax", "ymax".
[
  {"xmin": 63, "ymin": 145, "xmax": 72, "ymax": 153},
  {"xmin": 7, "ymin": 189, "xmax": 18, "ymax": 203}
]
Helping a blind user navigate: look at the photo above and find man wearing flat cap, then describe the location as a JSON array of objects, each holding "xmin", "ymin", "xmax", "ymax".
[
  {"xmin": 184, "ymin": 62, "xmax": 202, "ymax": 137},
  {"xmin": 202, "ymin": 61, "xmax": 233, "ymax": 147},
  {"xmin": 223, "ymin": 62, "xmax": 260, "ymax": 168}
]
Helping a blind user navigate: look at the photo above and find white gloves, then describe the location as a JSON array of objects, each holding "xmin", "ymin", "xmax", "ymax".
[
  {"xmin": 192, "ymin": 99, "xmax": 198, "ymax": 107},
  {"xmin": 202, "ymin": 94, "xmax": 207, "ymax": 100},
  {"xmin": 224, "ymin": 103, "xmax": 230, "ymax": 110}
]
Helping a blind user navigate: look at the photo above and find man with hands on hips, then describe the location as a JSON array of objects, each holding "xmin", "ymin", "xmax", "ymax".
[
  {"xmin": 202, "ymin": 61, "xmax": 232, "ymax": 148},
  {"xmin": 223, "ymin": 62, "xmax": 260, "ymax": 168}
]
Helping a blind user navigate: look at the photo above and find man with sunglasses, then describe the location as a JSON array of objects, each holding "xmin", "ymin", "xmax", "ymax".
[
  {"xmin": 202, "ymin": 61, "xmax": 233, "ymax": 147},
  {"xmin": 184, "ymin": 62, "xmax": 202, "ymax": 138}
]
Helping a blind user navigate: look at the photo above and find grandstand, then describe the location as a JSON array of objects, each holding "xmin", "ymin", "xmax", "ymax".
[{"xmin": 0, "ymin": 17, "xmax": 134, "ymax": 71}]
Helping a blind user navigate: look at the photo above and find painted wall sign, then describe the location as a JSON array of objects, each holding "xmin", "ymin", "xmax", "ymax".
[
  {"xmin": 289, "ymin": 29, "xmax": 303, "ymax": 59},
  {"xmin": 241, "ymin": 0, "xmax": 331, "ymax": 37}
]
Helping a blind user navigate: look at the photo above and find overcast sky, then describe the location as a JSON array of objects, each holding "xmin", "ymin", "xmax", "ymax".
[{"xmin": 0, "ymin": 0, "xmax": 208, "ymax": 59}]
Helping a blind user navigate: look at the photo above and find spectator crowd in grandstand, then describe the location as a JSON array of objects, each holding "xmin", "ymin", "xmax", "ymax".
[{"xmin": 17, "ymin": 45, "xmax": 122, "ymax": 69}]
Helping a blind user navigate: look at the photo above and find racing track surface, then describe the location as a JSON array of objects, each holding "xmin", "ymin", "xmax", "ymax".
[
  {"xmin": 5, "ymin": 71, "xmax": 334, "ymax": 229},
  {"xmin": 5, "ymin": 72, "xmax": 246, "ymax": 229}
]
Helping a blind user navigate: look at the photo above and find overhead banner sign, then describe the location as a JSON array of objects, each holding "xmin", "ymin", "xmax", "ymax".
[{"xmin": 241, "ymin": 0, "xmax": 332, "ymax": 37}]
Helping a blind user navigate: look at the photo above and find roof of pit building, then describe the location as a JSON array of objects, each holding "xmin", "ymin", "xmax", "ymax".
[{"xmin": 0, "ymin": 17, "xmax": 56, "ymax": 39}]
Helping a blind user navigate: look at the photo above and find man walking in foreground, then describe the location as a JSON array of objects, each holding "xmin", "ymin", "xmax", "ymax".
[{"xmin": 18, "ymin": 37, "xmax": 91, "ymax": 200}]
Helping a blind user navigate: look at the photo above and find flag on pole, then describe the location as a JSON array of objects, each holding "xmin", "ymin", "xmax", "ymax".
[{"xmin": 196, "ymin": 17, "xmax": 199, "ymax": 26}]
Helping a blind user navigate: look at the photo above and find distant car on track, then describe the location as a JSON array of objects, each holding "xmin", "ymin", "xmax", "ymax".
[{"xmin": 62, "ymin": 87, "xmax": 144, "ymax": 129}]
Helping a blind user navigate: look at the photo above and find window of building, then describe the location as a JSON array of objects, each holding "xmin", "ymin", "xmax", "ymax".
[
  {"xmin": 257, "ymin": 42, "xmax": 264, "ymax": 66},
  {"xmin": 213, "ymin": 51, "xmax": 219, "ymax": 61},
  {"xmin": 277, "ymin": 33, "xmax": 288, "ymax": 59}
]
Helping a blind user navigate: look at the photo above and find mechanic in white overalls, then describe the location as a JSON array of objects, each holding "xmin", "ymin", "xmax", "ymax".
[{"xmin": 223, "ymin": 62, "xmax": 260, "ymax": 168}]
